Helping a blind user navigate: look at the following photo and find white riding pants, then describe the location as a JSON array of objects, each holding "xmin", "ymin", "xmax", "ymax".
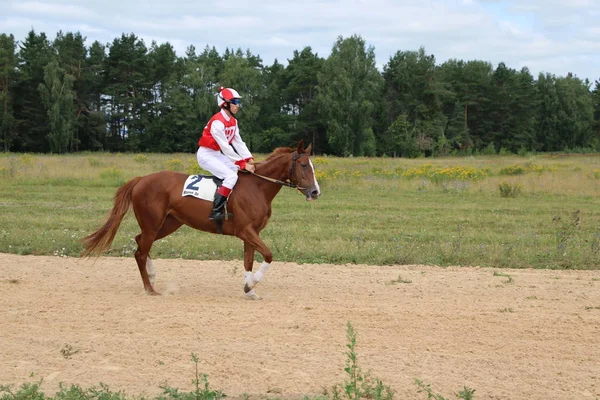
[{"xmin": 196, "ymin": 146, "xmax": 239, "ymax": 189}]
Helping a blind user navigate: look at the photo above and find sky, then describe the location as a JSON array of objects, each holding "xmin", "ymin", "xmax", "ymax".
[{"xmin": 1, "ymin": 0, "xmax": 599, "ymax": 82}]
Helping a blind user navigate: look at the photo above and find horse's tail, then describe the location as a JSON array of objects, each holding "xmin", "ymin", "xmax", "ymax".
[{"xmin": 81, "ymin": 177, "xmax": 143, "ymax": 257}]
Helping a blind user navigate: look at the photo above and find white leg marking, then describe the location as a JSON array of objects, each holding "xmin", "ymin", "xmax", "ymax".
[
  {"xmin": 244, "ymin": 289, "xmax": 262, "ymax": 300},
  {"xmin": 253, "ymin": 261, "xmax": 270, "ymax": 283},
  {"xmin": 244, "ymin": 271, "xmax": 257, "ymax": 290},
  {"xmin": 146, "ymin": 258, "xmax": 156, "ymax": 286}
]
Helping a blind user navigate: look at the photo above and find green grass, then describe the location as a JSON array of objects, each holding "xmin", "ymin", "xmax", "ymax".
[{"xmin": 1, "ymin": 152, "xmax": 599, "ymax": 269}]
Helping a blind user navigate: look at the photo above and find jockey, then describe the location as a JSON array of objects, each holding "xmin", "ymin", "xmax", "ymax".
[{"xmin": 197, "ymin": 86, "xmax": 255, "ymax": 221}]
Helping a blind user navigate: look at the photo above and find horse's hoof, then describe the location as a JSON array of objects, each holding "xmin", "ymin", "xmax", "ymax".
[
  {"xmin": 147, "ymin": 289, "xmax": 161, "ymax": 296},
  {"xmin": 243, "ymin": 282, "xmax": 253, "ymax": 293},
  {"xmin": 244, "ymin": 289, "xmax": 262, "ymax": 300}
]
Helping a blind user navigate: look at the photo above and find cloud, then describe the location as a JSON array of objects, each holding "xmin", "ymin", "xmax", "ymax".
[
  {"xmin": 10, "ymin": 1, "xmax": 93, "ymax": 19},
  {"xmin": 2, "ymin": 0, "xmax": 598, "ymax": 81}
]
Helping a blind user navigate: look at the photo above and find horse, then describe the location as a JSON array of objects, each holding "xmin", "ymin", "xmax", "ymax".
[{"xmin": 81, "ymin": 140, "xmax": 321, "ymax": 299}]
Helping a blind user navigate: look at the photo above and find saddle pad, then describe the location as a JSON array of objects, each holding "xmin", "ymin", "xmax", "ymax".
[{"xmin": 182, "ymin": 175, "xmax": 217, "ymax": 201}]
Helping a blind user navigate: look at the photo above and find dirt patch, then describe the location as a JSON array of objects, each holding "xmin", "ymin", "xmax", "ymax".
[{"xmin": 1, "ymin": 254, "xmax": 599, "ymax": 399}]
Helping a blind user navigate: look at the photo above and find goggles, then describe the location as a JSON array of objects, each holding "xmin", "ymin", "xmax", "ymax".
[{"xmin": 230, "ymin": 99, "xmax": 241, "ymax": 105}]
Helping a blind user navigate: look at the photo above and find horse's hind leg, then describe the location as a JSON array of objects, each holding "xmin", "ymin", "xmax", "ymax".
[
  {"xmin": 135, "ymin": 215, "xmax": 183, "ymax": 294},
  {"xmin": 145, "ymin": 216, "xmax": 183, "ymax": 286},
  {"xmin": 135, "ymin": 231, "xmax": 160, "ymax": 295}
]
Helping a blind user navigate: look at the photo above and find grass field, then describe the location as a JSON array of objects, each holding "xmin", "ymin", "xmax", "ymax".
[{"xmin": 1, "ymin": 151, "xmax": 599, "ymax": 270}]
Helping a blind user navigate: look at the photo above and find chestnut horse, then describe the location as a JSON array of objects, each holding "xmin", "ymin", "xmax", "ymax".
[{"xmin": 82, "ymin": 141, "xmax": 321, "ymax": 299}]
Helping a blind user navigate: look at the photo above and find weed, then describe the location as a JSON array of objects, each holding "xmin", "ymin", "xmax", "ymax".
[
  {"xmin": 88, "ymin": 157, "xmax": 103, "ymax": 167},
  {"xmin": 328, "ymin": 322, "xmax": 394, "ymax": 400},
  {"xmin": 191, "ymin": 353, "xmax": 225, "ymax": 400},
  {"xmin": 415, "ymin": 379, "xmax": 476, "ymax": 400},
  {"xmin": 100, "ymin": 167, "xmax": 123, "ymax": 180},
  {"xmin": 591, "ymin": 233, "xmax": 600, "ymax": 255},
  {"xmin": 0, "ymin": 381, "xmax": 46, "ymax": 400},
  {"xmin": 165, "ymin": 159, "xmax": 184, "ymax": 171},
  {"xmin": 498, "ymin": 307, "xmax": 515, "ymax": 313},
  {"xmin": 498, "ymin": 181, "xmax": 522, "ymax": 198},
  {"xmin": 60, "ymin": 344, "xmax": 80, "ymax": 359},
  {"xmin": 553, "ymin": 210, "xmax": 580, "ymax": 253},
  {"xmin": 386, "ymin": 275, "xmax": 412, "ymax": 285},
  {"xmin": 133, "ymin": 154, "xmax": 148, "ymax": 163},
  {"xmin": 0, "ymin": 324, "xmax": 484, "ymax": 400},
  {"xmin": 186, "ymin": 162, "xmax": 203, "ymax": 175},
  {"xmin": 354, "ymin": 230, "xmax": 364, "ymax": 249},
  {"xmin": 19, "ymin": 154, "xmax": 34, "ymax": 167},
  {"xmin": 499, "ymin": 165, "xmax": 525, "ymax": 176},
  {"xmin": 493, "ymin": 271, "xmax": 514, "ymax": 284}
]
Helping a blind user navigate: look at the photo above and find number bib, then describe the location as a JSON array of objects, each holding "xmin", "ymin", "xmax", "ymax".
[{"xmin": 182, "ymin": 175, "xmax": 218, "ymax": 201}]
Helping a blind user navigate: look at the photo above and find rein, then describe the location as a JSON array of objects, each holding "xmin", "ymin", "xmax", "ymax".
[
  {"xmin": 244, "ymin": 151, "xmax": 309, "ymax": 191},
  {"xmin": 247, "ymin": 172, "xmax": 304, "ymax": 190}
]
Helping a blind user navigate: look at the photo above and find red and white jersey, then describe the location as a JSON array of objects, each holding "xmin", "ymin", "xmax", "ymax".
[{"xmin": 198, "ymin": 110, "xmax": 252, "ymax": 165}]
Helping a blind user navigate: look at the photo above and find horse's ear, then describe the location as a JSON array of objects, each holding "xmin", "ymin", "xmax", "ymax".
[
  {"xmin": 305, "ymin": 143, "xmax": 312, "ymax": 155},
  {"xmin": 296, "ymin": 140, "xmax": 304, "ymax": 153}
]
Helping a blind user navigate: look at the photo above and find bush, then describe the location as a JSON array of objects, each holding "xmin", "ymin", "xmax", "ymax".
[
  {"xmin": 165, "ymin": 159, "xmax": 184, "ymax": 171},
  {"xmin": 88, "ymin": 157, "xmax": 103, "ymax": 167},
  {"xmin": 99, "ymin": 167, "xmax": 123, "ymax": 180},
  {"xmin": 133, "ymin": 154, "xmax": 148, "ymax": 163},
  {"xmin": 499, "ymin": 165, "xmax": 526, "ymax": 176},
  {"xmin": 498, "ymin": 181, "xmax": 522, "ymax": 198}
]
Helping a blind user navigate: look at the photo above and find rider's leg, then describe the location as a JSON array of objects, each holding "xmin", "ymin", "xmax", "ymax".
[{"xmin": 196, "ymin": 148, "xmax": 240, "ymax": 220}]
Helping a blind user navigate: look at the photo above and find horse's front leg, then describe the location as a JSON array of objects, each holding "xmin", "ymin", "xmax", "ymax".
[
  {"xmin": 243, "ymin": 241, "xmax": 255, "ymax": 292},
  {"xmin": 241, "ymin": 230, "xmax": 272, "ymax": 300}
]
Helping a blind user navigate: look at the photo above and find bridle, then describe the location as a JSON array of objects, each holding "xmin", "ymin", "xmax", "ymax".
[
  {"xmin": 245, "ymin": 151, "xmax": 309, "ymax": 191},
  {"xmin": 289, "ymin": 151, "xmax": 310, "ymax": 187}
]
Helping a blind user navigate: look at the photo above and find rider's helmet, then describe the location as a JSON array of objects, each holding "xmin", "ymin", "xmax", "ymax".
[{"xmin": 217, "ymin": 87, "xmax": 242, "ymax": 108}]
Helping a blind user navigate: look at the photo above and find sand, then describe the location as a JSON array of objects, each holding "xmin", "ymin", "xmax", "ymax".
[{"xmin": 1, "ymin": 253, "xmax": 599, "ymax": 399}]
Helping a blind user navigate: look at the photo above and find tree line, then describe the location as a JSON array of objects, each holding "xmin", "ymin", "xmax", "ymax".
[{"xmin": 1, "ymin": 30, "xmax": 599, "ymax": 156}]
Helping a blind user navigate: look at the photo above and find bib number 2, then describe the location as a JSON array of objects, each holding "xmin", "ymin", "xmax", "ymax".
[{"xmin": 185, "ymin": 175, "xmax": 203, "ymax": 191}]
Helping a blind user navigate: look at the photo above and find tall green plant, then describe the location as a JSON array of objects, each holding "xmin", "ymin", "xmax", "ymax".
[
  {"xmin": 39, "ymin": 60, "xmax": 76, "ymax": 153},
  {"xmin": 317, "ymin": 35, "xmax": 382, "ymax": 156},
  {"xmin": 0, "ymin": 33, "xmax": 18, "ymax": 152},
  {"xmin": 330, "ymin": 322, "xmax": 394, "ymax": 400}
]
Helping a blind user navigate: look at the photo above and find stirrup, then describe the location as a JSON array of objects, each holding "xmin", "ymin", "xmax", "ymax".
[
  {"xmin": 209, "ymin": 211, "xmax": 233, "ymax": 221},
  {"xmin": 209, "ymin": 202, "xmax": 233, "ymax": 221}
]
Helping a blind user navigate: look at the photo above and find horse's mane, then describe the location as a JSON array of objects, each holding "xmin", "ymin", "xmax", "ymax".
[{"xmin": 261, "ymin": 146, "xmax": 295, "ymax": 162}]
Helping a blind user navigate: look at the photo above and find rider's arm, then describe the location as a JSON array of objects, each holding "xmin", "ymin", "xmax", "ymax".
[
  {"xmin": 231, "ymin": 125, "xmax": 253, "ymax": 168},
  {"xmin": 210, "ymin": 120, "xmax": 245, "ymax": 165}
]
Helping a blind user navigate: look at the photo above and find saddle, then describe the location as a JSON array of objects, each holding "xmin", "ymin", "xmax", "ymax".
[
  {"xmin": 182, "ymin": 174, "xmax": 224, "ymax": 200},
  {"xmin": 181, "ymin": 174, "xmax": 231, "ymax": 234}
]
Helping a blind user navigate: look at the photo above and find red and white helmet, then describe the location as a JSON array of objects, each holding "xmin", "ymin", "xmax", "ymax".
[{"xmin": 217, "ymin": 87, "xmax": 242, "ymax": 107}]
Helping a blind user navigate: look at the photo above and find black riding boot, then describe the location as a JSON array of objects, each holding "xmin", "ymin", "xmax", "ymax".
[{"xmin": 209, "ymin": 194, "xmax": 230, "ymax": 221}]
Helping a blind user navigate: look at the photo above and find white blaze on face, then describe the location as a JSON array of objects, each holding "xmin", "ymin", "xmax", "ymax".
[{"xmin": 309, "ymin": 159, "xmax": 321, "ymax": 196}]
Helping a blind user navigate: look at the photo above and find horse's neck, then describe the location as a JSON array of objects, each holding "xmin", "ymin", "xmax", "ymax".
[
  {"xmin": 253, "ymin": 155, "xmax": 290, "ymax": 200},
  {"xmin": 256, "ymin": 154, "xmax": 291, "ymax": 181}
]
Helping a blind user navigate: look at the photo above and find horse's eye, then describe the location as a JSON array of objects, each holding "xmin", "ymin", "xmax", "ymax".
[{"xmin": 300, "ymin": 163, "xmax": 308, "ymax": 168}]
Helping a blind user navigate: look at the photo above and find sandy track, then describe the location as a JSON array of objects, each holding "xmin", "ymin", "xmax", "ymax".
[{"xmin": 0, "ymin": 254, "xmax": 599, "ymax": 399}]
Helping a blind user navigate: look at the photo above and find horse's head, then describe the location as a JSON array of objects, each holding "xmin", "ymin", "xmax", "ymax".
[{"xmin": 290, "ymin": 140, "xmax": 321, "ymax": 201}]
